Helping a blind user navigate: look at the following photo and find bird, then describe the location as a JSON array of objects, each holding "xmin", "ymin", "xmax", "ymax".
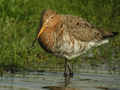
[{"xmin": 33, "ymin": 9, "xmax": 118, "ymax": 78}]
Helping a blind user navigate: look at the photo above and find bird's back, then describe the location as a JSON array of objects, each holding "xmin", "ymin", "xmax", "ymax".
[{"xmin": 60, "ymin": 15, "xmax": 106, "ymax": 41}]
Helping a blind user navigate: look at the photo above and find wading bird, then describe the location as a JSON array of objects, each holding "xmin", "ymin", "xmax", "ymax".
[{"xmin": 33, "ymin": 9, "xmax": 118, "ymax": 78}]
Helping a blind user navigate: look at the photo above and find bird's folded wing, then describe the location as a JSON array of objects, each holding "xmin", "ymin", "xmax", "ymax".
[{"xmin": 62, "ymin": 15, "xmax": 103, "ymax": 42}]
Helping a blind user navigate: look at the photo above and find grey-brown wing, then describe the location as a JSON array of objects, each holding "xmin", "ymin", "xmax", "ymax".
[{"xmin": 61, "ymin": 15, "xmax": 103, "ymax": 42}]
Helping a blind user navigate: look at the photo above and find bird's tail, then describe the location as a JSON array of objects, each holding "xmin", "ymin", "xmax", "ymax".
[
  {"xmin": 99, "ymin": 28, "xmax": 119, "ymax": 39},
  {"xmin": 103, "ymin": 32, "xmax": 119, "ymax": 39}
]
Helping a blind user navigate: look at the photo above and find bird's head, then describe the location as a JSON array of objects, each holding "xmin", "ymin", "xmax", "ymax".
[{"xmin": 37, "ymin": 9, "xmax": 60, "ymax": 38}]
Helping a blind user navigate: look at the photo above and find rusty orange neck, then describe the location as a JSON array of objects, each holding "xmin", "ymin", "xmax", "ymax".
[
  {"xmin": 38, "ymin": 27, "xmax": 57, "ymax": 50},
  {"xmin": 37, "ymin": 15, "xmax": 61, "ymax": 38}
]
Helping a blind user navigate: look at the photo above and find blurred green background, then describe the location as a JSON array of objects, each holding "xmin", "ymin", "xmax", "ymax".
[{"xmin": 0, "ymin": 0, "xmax": 120, "ymax": 73}]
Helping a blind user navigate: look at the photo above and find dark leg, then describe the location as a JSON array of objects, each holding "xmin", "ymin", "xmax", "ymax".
[
  {"xmin": 64, "ymin": 59, "xmax": 73, "ymax": 87},
  {"xmin": 67, "ymin": 62, "xmax": 73, "ymax": 78},
  {"xmin": 64, "ymin": 59, "xmax": 73, "ymax": 78},
  {"xmin": 64, "ymin": 59, "xmax": 69, "ymax": 77}
]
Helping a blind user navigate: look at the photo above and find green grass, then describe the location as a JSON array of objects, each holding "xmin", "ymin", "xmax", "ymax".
[{"xmin": 0, "ymin": 0, "xmax": 120, "ymax": 72}]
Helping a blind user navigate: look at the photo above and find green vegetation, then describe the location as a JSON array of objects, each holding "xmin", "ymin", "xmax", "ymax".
[{"xmin": 0, "ymin": 0, "xmax": 120, "ymax": 73}]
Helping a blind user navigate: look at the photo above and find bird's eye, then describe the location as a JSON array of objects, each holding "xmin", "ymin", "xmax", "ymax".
[
  {"xmin": 50, "ymin": 15, "xmax": 54, "ymax": 19},
  {"xmin": 51, "ymin": 16, "xmax": 54, "ymax": 19},
  {"xmin": 76, "ymin": 22, "xmax": 79, "ymax": 25}
]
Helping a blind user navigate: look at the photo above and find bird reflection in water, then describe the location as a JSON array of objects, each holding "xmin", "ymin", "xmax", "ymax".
[{"xmin": 64, "ymin": 74, "xmax": 71, "ymax": 87}]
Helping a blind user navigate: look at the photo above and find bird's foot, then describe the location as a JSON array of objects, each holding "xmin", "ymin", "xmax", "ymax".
[
  {"xmin": 64, "ymin": 72, "xmax": 73, "ymax": 78},
  {"xmin": 64, "ymin": 72, "xmax": 69, "ymax": 77},
  {"xmin": 69, "ymin": 72, "xmax": 73, "ymax": 78}
]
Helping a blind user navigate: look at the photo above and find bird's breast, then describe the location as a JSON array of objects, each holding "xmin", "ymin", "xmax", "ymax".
[{"xmin": 38, "ymin": 28, "xmax": 56, "ymax": 51}]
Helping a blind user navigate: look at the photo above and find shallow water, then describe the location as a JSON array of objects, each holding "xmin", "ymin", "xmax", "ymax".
[{"xmin": 0, "ymin": 72, "xmax": 120, "ymax": 90}]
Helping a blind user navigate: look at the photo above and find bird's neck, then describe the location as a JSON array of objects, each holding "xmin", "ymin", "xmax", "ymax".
[{"xmin": 38, "ymin": 27, "xmax": 56, "ymax": 50}]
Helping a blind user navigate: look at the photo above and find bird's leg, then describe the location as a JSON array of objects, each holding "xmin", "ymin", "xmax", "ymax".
[
  {"xmin": 64, "ymin": 59, "xmax": 73, "ymax": 78},
  {"xmin": 64, "ymin": 59, "xmax": 73, "ymax": 87},
  {"xmin": 67, "ymin": 61, "xmax": 73, "ymax": 78},
  {"xmin": 64, "ymin": 59, "xmax": 69, "ymax": 77}
]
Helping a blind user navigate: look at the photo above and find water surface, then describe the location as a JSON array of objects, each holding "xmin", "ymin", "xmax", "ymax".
[{"xmin": 0, "ymin": 72, "xmax": 120, "ymax": 90}]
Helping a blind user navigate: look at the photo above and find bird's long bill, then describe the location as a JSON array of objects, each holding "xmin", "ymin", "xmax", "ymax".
[{"xmin": 37, "ymin": 26, "xmax": 46, "ymax": 38}]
